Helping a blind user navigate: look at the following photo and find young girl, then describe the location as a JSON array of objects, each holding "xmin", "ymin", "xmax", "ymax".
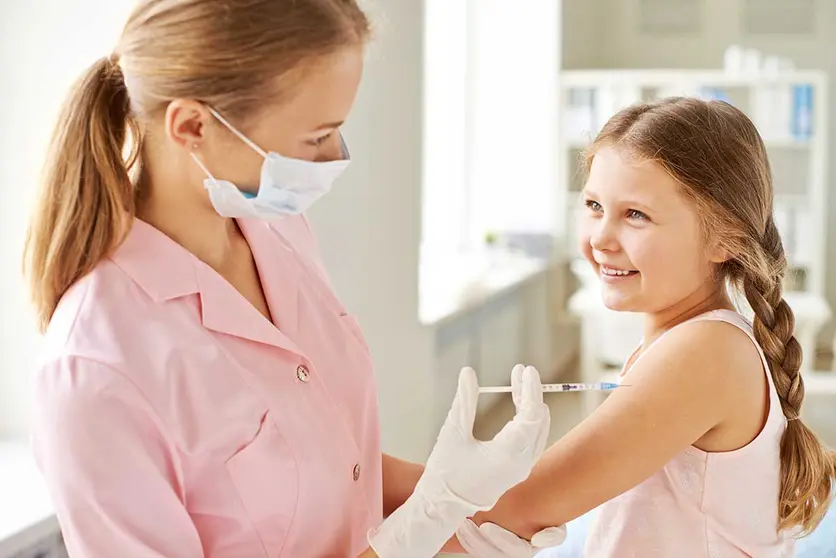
[{"xmin": 458, "ymin": 97, "xmax": 836, "ymax": 556}]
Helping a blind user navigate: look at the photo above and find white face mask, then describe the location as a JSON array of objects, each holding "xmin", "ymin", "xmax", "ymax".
[{"xmin": 191, "ymin": 107, "xmax": 350, "ymax": 219}]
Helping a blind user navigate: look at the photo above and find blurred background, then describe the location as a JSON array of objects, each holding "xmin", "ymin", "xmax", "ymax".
[{"xmin": 1, "ymin": 1, "xmax": 835, "ymax": 556}]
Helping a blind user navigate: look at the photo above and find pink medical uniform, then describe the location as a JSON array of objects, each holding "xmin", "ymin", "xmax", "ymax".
[
  {"xmin": 31, "ymin": 216, "xmax": 383, "ymax": 557},
  {"xmin": 585, "ymin": 310, "xmax": 794, "ymax": 557}
]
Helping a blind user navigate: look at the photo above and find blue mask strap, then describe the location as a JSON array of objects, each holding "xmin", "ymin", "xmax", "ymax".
[{"xmin": 339, "ymin": 133, "xmax": 350, "ymax": 160}]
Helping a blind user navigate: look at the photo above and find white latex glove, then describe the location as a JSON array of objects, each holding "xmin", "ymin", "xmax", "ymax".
[
  {"xmin": 368, "ymin": 365, "xmax": 550, "ymax": 558},
  {"xmin": 456, "ymin": 519, "xmax": 567, "ymax": 557}
]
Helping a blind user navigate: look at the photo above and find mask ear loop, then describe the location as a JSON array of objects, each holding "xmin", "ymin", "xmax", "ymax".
[
  {"xmin": 206, "ymin": 106, "xmax": 268, "ymax": 158},
  {"xmin": 339, "ymin": 133, "xmax": 350, "ymax": 161},
  {"xmin": 190, "ymin": 152, "xmax": 217, "ymax": 181}
]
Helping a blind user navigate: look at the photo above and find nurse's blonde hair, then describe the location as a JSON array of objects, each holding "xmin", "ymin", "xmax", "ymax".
[
  {"xmin": 24, "ymin": 0, "xmax": 370, "ymax": 332},
  {"xmin": 585, "ymin": 97, "xmax": 836, "ymax": 536}
]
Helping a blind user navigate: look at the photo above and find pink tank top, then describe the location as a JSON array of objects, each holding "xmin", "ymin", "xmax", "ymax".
[{"xmin": 584, "ymin": 310, "xmax": 795, "ymax": 557}]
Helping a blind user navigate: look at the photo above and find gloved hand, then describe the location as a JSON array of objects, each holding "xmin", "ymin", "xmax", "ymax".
[
  {"xmin": 455, "ymin": 519, "xmax": 567, "ymax": 557},
  {"xmin": 367, "ymin": 365, "xmax": 550, "ymax": 558}
]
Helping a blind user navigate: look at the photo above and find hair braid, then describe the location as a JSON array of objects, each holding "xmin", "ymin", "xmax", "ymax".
[{"xmin": 743, "ymin": 218, "xmax": 835, "ymax": 533}]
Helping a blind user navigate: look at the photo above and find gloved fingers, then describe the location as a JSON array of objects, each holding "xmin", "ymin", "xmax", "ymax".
[
  {"xmin": 458, "ymin": 520, "xmax": 567, "ymax": 557},
  {"xmin": 479, "ymin": 522, "xmax": 539, "ymax": 557},
  {"xmin": 490, "ymin": 405, "xmax": 548, "ymax": 457},
  {"xmin": 510, "ymin": 363, "xmax": 526, "ymax": 411},
  {"xmin": 533, "ymin": 404, "xmax": 552, "ymax": 459},
  {"xmin": 449, "ymin": 367, "xmax": 480, "ymax": 436},
  {"xmin": 516, "ymin": 366, "xmax": 545, "ymax": 420},
  {"xmin": 492, "ymin": 366, "xmax": 548, "ymax": 454},
  {"xmin": 530, "ymin": 525, "xmax": 568, "ymax": 549},
  {"xmin": 455, "ymin": 519, "xmax": 507, "ymax": 557}
]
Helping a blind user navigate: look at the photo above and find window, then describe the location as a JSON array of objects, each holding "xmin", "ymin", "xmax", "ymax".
[{"xmin": 421, "ymin": 0, "xmax": 561, "ymax": 264}]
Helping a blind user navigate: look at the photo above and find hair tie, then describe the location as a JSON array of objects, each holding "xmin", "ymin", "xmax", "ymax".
[{"xmin": 103, "ymin": 54, "xmax": 127, "ymax": 89}]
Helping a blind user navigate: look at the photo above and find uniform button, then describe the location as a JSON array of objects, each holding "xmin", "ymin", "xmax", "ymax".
[
  {"xmin": 352, "ymin": 463, "xmax": 361, "ymax": 482},
  {"xmin": 296, "ymin": 365, "xmax": 310, "ymax": 383}
]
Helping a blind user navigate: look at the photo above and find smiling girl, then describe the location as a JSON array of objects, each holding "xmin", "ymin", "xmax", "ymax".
[{"xmin": 457, "ymin": 97, "xmax": 836, "ymax": 557}]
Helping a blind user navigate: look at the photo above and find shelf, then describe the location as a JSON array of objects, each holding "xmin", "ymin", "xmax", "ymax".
[
  {"xmin": 419, "ymin": 249, "xmax": 552, "ymax": 326},
  {"xmin": 566, "ymin": 138, "xmax": 592, "ymax": 150},
  {"xmin": 783, "ymin": 290, "xmax": 833, "ymax": 325},
  {"xmin": 561, "ymin": 69, "xmax": 827, "ymax": 89},
  {"xmin": 565, "ymin": 136, "xmax": 812, "ymax": 151},
  {"xmin": 0, "ymin": 442, "xmax": 59, "ymax": 557},
  {"xmin": 763, "ymin": 138, "xmax": 813, "ymax": 149},
  {"xmin": 805, "ymin": 371, "xmax": 836, "ymax": 395}
]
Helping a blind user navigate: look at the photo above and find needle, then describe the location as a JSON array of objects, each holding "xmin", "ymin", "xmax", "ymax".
[{"xmin": 478, "ymin": 382, "xmax": 625, "ymax": 393}]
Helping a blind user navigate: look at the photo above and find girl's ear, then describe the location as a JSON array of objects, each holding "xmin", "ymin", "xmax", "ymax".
[{"xmin": 708, "ymin": 241, "xmax": 733, "ymax": 264}]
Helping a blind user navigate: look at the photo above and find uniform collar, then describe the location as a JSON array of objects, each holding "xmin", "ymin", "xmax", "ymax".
[
  {"xmin": 111, "ymin": 218, "xmax": 199, "ymax": 301},
  {"xmin": 111, "ymin": 218, "xmax": 303, "ymax": 352}
]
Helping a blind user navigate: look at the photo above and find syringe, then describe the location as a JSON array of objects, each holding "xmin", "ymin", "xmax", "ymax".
[{"xmin": 479, "ymin": 382, "xmax": 622, "ymax": 394}]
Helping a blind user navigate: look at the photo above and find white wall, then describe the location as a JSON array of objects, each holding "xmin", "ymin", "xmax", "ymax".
[
  {"xmin": 467, "ymin": 1, "xmax": 560, "ymax": 240},
  {"xmin": 562, "ymin": 0, "xmax": 605, "ymax": 69},
  {"xmin": 563, "ymin": 0, "xmax": 836, "ymax": 344},
  {"xmin": 311, "ymin": 0, "xmax": 571, "ymax": 458},
  {"xmin": 307, "ymin": 0, "xmax": 438, "ymax": 461},
  {"xmin": 0, "ymin": 1, "xmax": 137, "ymax": 440}
]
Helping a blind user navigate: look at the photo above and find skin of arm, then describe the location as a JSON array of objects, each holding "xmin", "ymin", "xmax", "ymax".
[
  {"xmin": 474, "ymin": 320, "xmax": 767, "ymax": 539},
  {"xmin": 382, "ymin": 453, "xmax": 424, "ymax": 517}
]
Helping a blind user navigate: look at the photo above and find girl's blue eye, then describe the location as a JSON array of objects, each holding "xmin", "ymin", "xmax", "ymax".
[
  {"xmin": 627, "ymin": 209, "xmax": 649, "ymax": 221},
  {"xmin": 584, "ymin": 199, "xmax": 602, "ymax": 212}
]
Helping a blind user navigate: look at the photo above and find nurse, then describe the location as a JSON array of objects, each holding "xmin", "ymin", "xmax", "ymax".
[{"xmin": 23, "ymin": 1, "xmax": 555, "ymax": 556}]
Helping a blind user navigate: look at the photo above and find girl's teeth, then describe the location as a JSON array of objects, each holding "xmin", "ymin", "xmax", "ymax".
[{"xmin": 603, "ymin": 267, "xmax": 635, "ymax": 276}]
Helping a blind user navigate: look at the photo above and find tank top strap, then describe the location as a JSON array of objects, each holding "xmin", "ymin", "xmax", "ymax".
[
  {"xmin": 620, "ymin": 310, "xmax": 757, "ymax": 375},
  {"xmin": 622, "ymin": 310, "xmax": 780, "ymax": 405},
  {"xmin": 683, "ymin": 311, "xmax": 769, "ymax": 380}
]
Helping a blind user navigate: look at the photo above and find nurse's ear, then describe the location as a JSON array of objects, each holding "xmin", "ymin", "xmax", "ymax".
[{"xmin": 164, "ymin": 99, "xmax": 214, "ymax": 151}]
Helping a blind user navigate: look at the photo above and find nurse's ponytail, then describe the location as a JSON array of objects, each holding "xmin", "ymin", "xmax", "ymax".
[
  {"xmin": 24, "ymin": 56, "xmax": 139, "ymax": 333},
  {"xmin": 23, "ymin": 0, "xmax": 370, "ymax": 333}
]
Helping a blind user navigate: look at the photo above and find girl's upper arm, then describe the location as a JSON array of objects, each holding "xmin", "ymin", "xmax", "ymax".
[{"xmin": 479, "ymin": 319, "xmax": 756, "ymax": 537}]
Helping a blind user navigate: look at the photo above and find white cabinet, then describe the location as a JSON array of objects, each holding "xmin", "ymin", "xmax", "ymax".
[
  {"xmin": 0, "ymin": 444, "xmax": 62, "ymax": 558},
  {"xmin": 430, "ymin": 268, "xmax": 578, "ymax": 431}
]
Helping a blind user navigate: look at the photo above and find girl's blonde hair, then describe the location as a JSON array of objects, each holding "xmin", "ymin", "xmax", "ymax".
[
  {"xmin": 586, "ymin": 97, "xmax": 836, "ymax": 535},
  {"xmin": 24, "ymin": 0, "xmax": 370, "ymax": 332}
]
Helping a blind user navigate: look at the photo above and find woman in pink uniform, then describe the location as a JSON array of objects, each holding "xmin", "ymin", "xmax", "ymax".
[{"xmin": 23, "ymin": 1, "xmax": 555, "ymax": 557}]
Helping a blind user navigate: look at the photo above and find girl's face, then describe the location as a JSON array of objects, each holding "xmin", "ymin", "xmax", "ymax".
[{"xmin": 578, "ymin": 147, "xmax": 724, "ymax": 315}]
